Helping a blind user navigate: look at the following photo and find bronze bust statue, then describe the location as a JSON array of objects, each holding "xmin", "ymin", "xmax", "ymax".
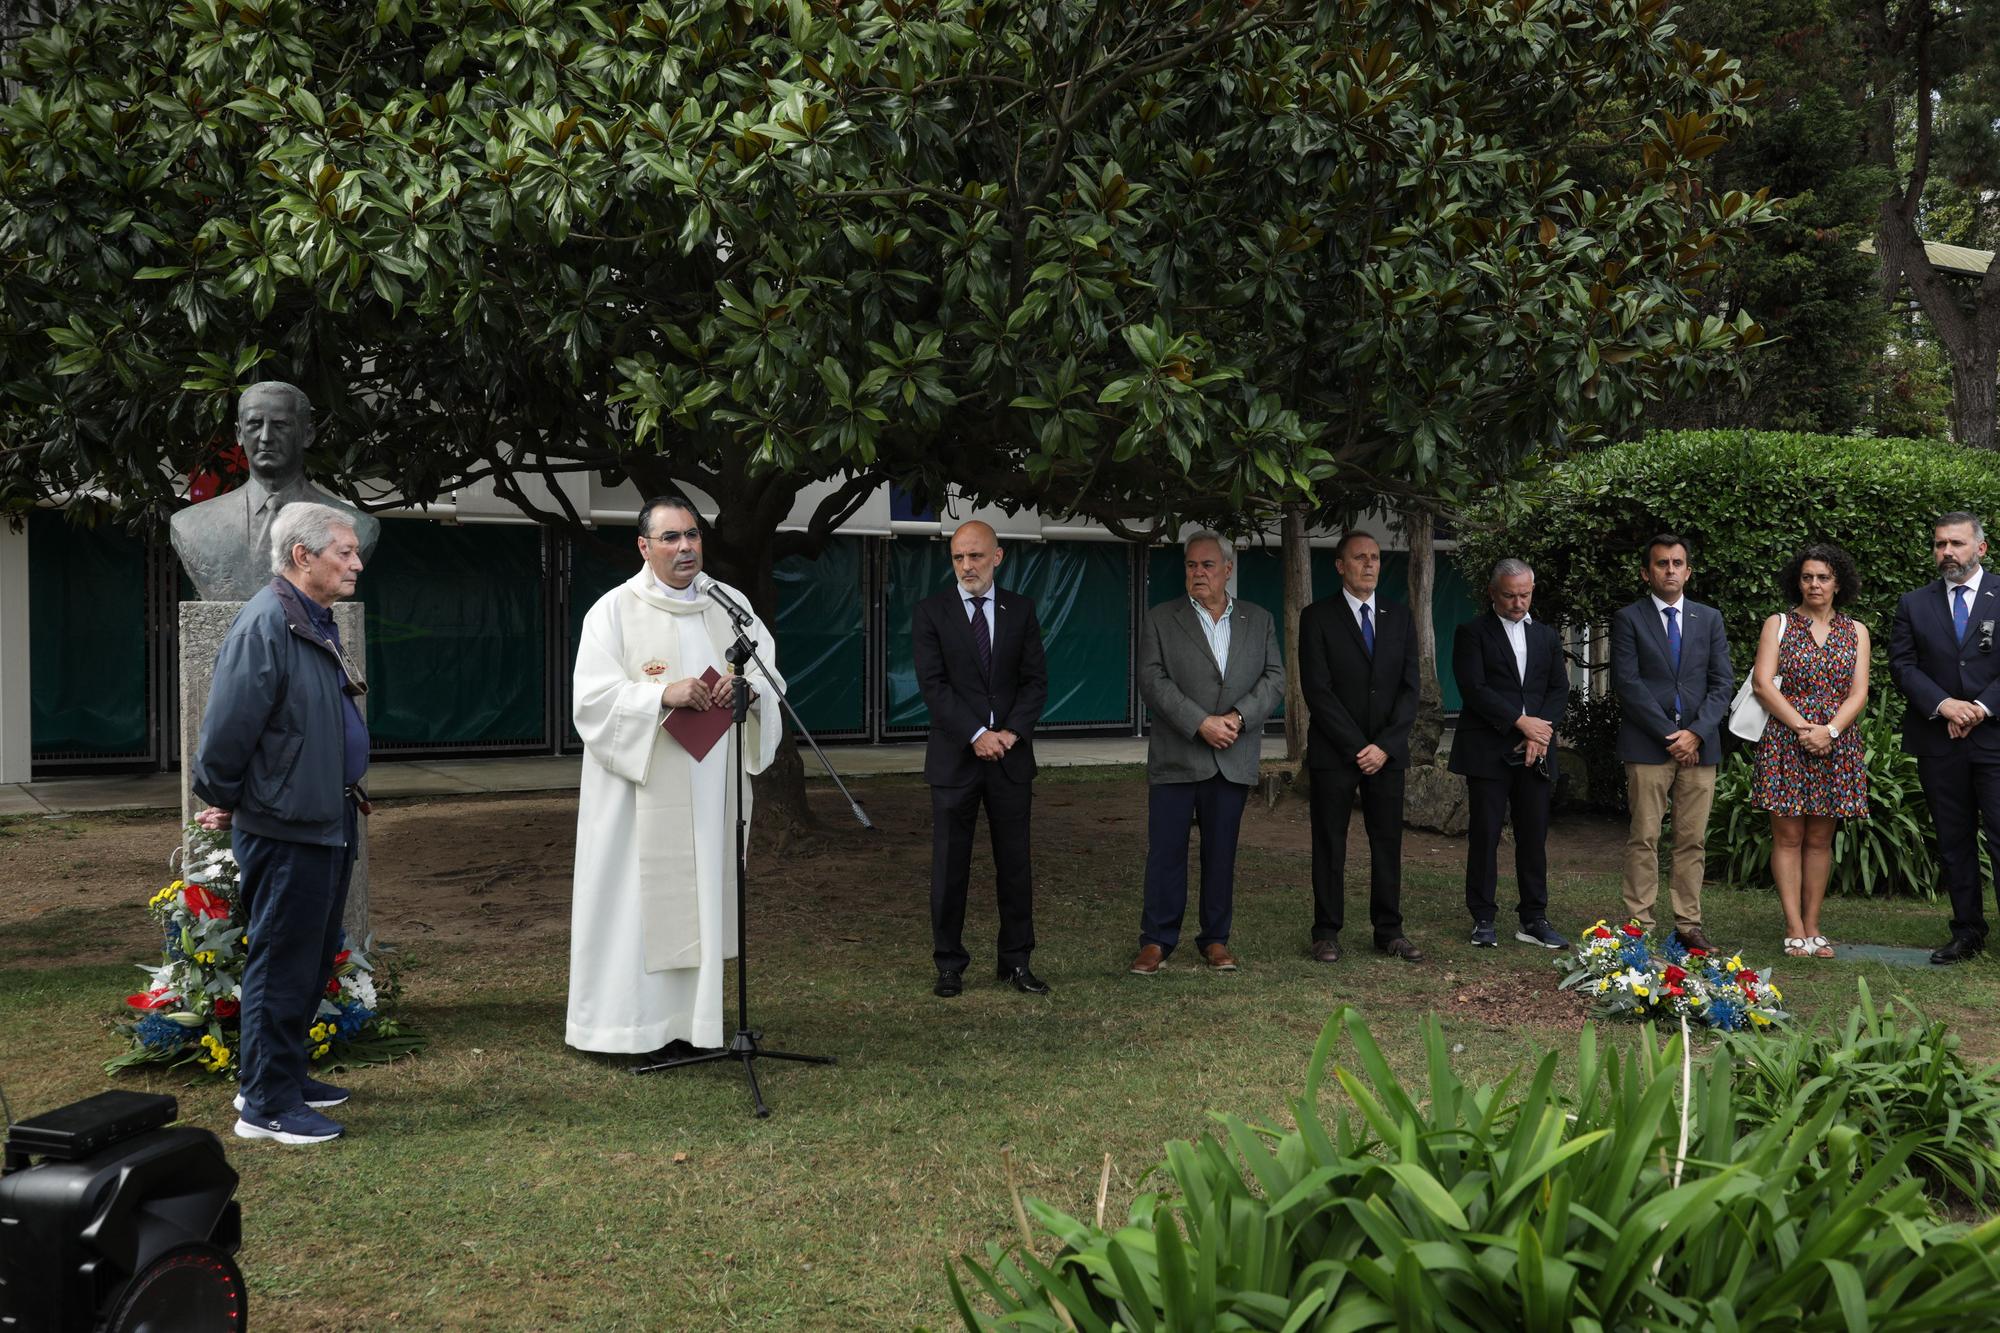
[{"xmin": 169, "ymin": 382, "xmax": 381, "ymax": 601}]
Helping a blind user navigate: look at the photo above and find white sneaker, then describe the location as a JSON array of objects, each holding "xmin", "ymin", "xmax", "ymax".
[{"xmin": 233, "ymin": 1106, "xmax": 344, "ymax": 1144}]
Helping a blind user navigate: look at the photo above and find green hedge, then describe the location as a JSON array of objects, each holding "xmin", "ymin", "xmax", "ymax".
[{"xmin": 1456, "ymin": 430, "xmax": 2000, "ymax": 674}]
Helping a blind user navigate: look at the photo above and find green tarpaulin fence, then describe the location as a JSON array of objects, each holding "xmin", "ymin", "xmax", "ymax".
[
  {"xmin": 362, "ymin": 520, "xmax": 546, "ymax": 747},
  {"xmin": 884, "ymin": 538, "xmax": 1134, "ymax": 730},
  {"xmin": 772, "ymin": 538, "xmax": 866, "ymax": 734},
  {"xmin": 28, "ymin": 511, "xmax": 150, "ymax": 758}
]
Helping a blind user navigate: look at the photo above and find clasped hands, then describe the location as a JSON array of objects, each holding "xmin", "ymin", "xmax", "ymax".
[
  {"xmin": 1513, "ymin": 714, "xmax": 1554, "ymax": 766},
  {"xmin": 1791, "ymin": 719, "xmax": 1836, "ymax": 757},
  {"xmin": 973, "ymin": 729, "xmax": 1020, "ymax": 761},
  {"xmin": 1942, "ymin": 697, "xmax": 1988, "ymax": 741},
  {"xmin": 1197, "ymin": 712, "xmax": 1243, "ymax": 751},
  {"xmin": 661, "ymin": 674, "xmax": 754, "ymax": 711}
]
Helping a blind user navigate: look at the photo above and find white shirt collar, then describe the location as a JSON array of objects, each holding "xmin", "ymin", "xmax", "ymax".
[
  {"xmin": 1341, "ymin": 587, "xmax": 1376, "ymax": 617},
  {"xmin": 651, "ymin": 573, "xmax": 699, "ymax": 601},
  {"xmin": 1500, "ymin": 611, "xmax": 1532, "ymax": 628},
  {"xmin": 1650, "ymin": 593, "xmax": 1685, "ymax": 616},
  {"xmin": 958, "ymin": 582, "xmax": 995, "ymax": 607},
  {"xmin": 1949, "ymin": 566, "xmax": 1985, "ymax": 597},
  {"xmin": 1190, "ymin": 593, "xmax": 1233, "ymax": 622}
]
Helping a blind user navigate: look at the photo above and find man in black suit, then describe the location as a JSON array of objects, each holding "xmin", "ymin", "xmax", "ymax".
[
  {"xmin": 1890, "ymin": 512, "xmax": 2000, "ymax": 964},
  {"xmin": 912, "ymin": 520, "xmax": 1050, "ymax": 997},
  {"xmin": 1298, "ymin": 530, "xmax": 1424, "ymax": 962},
  {"xmin": 1610, "ymin": 533, "xmax": 1733, "ymax": 954},
  {"xmin": 1449, "ymin": 559, "xmax": 1570, "ymax": 950}
]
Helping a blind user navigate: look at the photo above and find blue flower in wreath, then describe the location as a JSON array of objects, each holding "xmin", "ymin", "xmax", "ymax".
[
  {"xmin": 333, "ymin": 1003, "xmax": 375, "ymax": 1039},
  {"xmin": 161, "ymin": 919, "xmax": 186, "ymax": 961},
  {"xmin": 1705, "ymin": 998, "xmax": 1746, "ymax": 1032},
  {"xmin": 1617, "ymin": 936, "xmax": 1651, "ymax": 969},
  {"xmin": 134, "ymin": 1013, "xmax": 195, "ymax": 1051}
]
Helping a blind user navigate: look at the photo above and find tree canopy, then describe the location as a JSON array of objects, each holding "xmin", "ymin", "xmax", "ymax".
[{"xmin": 3, "ymin": 0, "xmax": 1773, "ymax": 592}]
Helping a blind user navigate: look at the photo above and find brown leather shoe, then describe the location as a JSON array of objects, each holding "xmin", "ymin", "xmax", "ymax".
[
  {"xmin": 1674, "ymin": 927, "xmax": 1715, "ymax": 955},
  {"xmin": 1310, "ymin": 938, "xmax": 1341, "ymax": 963},
  {"xmin": 1201, "ymin": 942, "xmax": 1238, "ymax": 971},
  {"xmin": 1378, "ymin": 936, "xmax": 1425, "ymax": 962},
  {"xmin": 1129, "ymin": 943, "xmax": 1166, "ymax": 975}
]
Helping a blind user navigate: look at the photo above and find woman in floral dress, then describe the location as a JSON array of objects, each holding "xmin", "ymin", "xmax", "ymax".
[{"xmin": 1750, "ymin": 545, "xmax": 1870, "ymax": 958}]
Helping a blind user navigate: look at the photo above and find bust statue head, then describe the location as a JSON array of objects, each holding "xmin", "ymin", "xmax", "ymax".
[{"xmin": 237, "ymin": 381, "xmax": 313, "ymax": 490}]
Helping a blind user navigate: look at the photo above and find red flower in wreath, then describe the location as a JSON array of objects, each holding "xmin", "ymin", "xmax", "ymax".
[
  {"xmin": 181, "ymin": 883, "xmax": 230, "ymax": 920},
  {"xmin": 1664, "ymin": 964, "xmax": 1687, "ymax": 985},
  {"xmin": 125, "ymin": 988, "xmax": 176, "ymax": 1010},
  {"xmin": 1736, "ymin": 969, "xmax": 1758, "ymax": 985},
  {"xmin": 1589, "ymin": 926, "xmax": 1615, "ymax": 940},
  {"xmin": 326, "ymin": 978, "xmax": 341, "ymax": 998},
  {"xmin": 213, "ymin": 998, "xmax": 240, "ymax": 1019},
  {"xmin": 333, "ymin": 949, "xmax": 351, "ymax": 966},
  {"xmin": 1621, "ymin": 922, "xmax": 1645, "ymax": 937}
]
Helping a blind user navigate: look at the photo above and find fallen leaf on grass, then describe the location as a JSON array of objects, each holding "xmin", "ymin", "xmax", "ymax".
[{"xmin": 672, "ymin": 1151, "xmax": 689, "ymax": 1164}]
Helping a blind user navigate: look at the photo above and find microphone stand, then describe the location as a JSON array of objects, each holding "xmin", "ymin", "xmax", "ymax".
[{"xmin": 632, "ymin": 588, "xmax": 854, "ymax": 1117}]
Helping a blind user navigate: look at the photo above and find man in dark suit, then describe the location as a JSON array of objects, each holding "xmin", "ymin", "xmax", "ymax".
[
  {"xmin": 1610, "ymin": 533, "xmax": 1733, "ymax": 953},
  {"xmin": 1298, "ymin": 530, "xmax": 1424, "ymax": 962},
  {"xmin": 912, "ymin": 520, "xmax": 1050, "ymax": 997},
  {"xmin": 1449, "ymin": 558, "xmax": 1570, "ymax": 950},
  {"xmin": 1129, "ymin": 533, "xmax": 1285, "ymax": 975},
  {"xmin": 1890, "ymin": 511, "xmax": 2000, "ymax": 964}
]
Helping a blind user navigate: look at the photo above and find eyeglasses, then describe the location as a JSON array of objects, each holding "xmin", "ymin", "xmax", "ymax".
[{"xmin": 643, "ymin": 528, "xmax": 702, "ymax": 545}]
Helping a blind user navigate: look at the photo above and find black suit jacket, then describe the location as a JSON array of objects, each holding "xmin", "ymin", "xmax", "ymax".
[
  {"xmin": 1448, "ymin": 613, "xmax": 1569, "ymax": 779},
  {"xmin": 1298, "ymin": 593, "xmax": 1420, "ymax": 772},
  {"xmin": 1891, "ymin": 575, "xmax": 2000, "ymax": 757},
  {"xmin": 912, "ymin": 585, "xmax": 1048, "ymax": 785}
]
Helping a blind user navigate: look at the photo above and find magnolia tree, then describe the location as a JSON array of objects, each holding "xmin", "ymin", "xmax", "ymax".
[{"xmin": 2, "ymin": 0, "xmax": 1775, "ymax": 798}]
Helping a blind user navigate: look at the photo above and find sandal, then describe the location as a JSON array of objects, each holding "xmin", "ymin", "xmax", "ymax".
[
  {"xmin": 1783, "ymin": 937, "xmax": 1812, "ymax": 958},
  {"xmin": 1806, "ymin": 935, "xmax": 1834, "ymax": 958}
]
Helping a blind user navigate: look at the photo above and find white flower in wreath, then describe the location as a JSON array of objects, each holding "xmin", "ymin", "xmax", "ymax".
[{"xmin": 346, "ymin": 972, "xmax": 378, "ymax": 1009}]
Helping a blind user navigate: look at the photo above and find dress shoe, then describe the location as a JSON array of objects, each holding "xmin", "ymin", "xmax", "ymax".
[
  {"xmin": 1674, "ymin": 927, "xmax": 1715, "ymax": 955},
  {"xmin": 1377, "ymin": 936, "xmax": 1425, "ymax": 962},
  {"xmin": 998, "ymin": 965, "xmax": 1051, "ymax": 994},
  {"xmin": 1201, "ymin": 942, "xmax": 1238, "ymax": 971},
  {"xmin": 1310, "ymin": 938, "xmax": 1342, "ymax": 964},
  {"xmin": 1931, "ymin": 936, "xmax": 1985, "ymax": 965},
  {"xmin": 1130, "ymin": 943, "xmax": 1166, "ymax": 975},
  {"xmin": 934, "ymin": 968, "xmax": 964, "ymax": 997}
]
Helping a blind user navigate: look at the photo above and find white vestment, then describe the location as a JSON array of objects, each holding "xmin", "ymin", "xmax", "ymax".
[{"xmin": 565, "ymin": 571, "xmax": 782, "ymax": 1052}]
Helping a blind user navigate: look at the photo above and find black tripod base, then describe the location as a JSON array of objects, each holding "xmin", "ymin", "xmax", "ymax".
[{"xmin": 631, "ymin": 1028, "xmax": 836, "ymax": 1118}]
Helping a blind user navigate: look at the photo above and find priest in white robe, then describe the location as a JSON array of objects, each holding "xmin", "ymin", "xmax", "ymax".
[{"xmin": 565, "ymin": 495, "xmax": 783, "ymax": 1055}]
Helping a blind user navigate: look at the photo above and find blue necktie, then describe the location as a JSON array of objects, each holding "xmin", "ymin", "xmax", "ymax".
[
  {"xmin": 1955, "ymin": 584, "xmax": 1971, "ymax": 644},
  {"xmin": 970, "ymin": 595, "xmax": 992, "ymax": 676},
  {"xmin": 1360, "ymin": 603, "xmax": 1374, "ymax": 658},
  {"xmin": 1664, "ymin": 606, "xmax": 1682, "ymax": 720}
]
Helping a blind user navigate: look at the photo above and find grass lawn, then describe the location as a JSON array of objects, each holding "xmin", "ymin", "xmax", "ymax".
[{"xmin": 4, "ymin": 769, "xmax": 1998, "ymax": 1329}]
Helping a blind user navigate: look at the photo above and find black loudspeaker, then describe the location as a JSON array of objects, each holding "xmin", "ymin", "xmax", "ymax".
[{"xmin": 0, "ymin": 1090, "xmax": 245, "ymax": 1332}]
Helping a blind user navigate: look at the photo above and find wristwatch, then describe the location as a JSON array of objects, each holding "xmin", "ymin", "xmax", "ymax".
[{"xmin": 1826, "ymin": 723, "xmax": 1840, "ymax": 740}]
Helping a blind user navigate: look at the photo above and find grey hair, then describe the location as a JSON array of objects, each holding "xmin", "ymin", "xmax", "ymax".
[
  {"xmin": 239, "ymin": 380, "xmax": 314, "ymax": 424},
  {"xmin": 270, "ymin": 501, "xmax": 356, "ymax": 574},
  {"xmin": 1184, "ymin": 530, "xmax": 1234, "ymax": 563},
  {"xmin": 1936, "ymin": 511, "xmax": 1987, "ymax": 543},
  {"xmin": 1490, "ymin": 557, "xmax": 1534, "ymax": 586}
]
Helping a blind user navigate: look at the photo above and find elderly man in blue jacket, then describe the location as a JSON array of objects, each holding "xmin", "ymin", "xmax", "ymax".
[{"xmin": 192, "ymin": 501, "xmax": 371, "ymax": 1145}]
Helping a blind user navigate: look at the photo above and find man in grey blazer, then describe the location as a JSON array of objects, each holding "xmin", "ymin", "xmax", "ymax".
[
  {"xmin": 1130, "ymin": 533, "xmax": 1285, "ymax": 974},
  {"xmin": 1610, "ymin": 533, "xmax": 1734, "ymax": 953}
]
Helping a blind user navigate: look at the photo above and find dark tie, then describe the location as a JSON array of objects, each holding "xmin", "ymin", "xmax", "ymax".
[
  {"xmin": 1955, "ymin": 584, "xmax": 1971, "ymax": 644},
  {"xmin": 1664, "ymin": 606, "xmax": 1682, "ymax": 719},
  {"xmin": 970, "ymin": 595, "xmax": 992, "ymax": 676},
  {"xmin": 1360, "ymin": 603, "xmax": 1374, "ymax": 658}
]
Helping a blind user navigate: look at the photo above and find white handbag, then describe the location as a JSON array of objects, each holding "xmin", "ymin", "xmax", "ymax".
[{"xmin": 1727, "ymin": 674, "xmax": 1780, "ymax": 742}]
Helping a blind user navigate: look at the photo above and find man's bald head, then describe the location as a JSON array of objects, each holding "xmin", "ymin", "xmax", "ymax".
[{"xmin": 949, "ymin": 521, "xmax": 1003, "ymax": 596}]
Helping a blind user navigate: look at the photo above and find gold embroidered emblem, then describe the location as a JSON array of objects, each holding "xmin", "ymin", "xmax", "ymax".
[{"xmin": 641, "ymin": 659, "xmax": 668, "ymax": 677}]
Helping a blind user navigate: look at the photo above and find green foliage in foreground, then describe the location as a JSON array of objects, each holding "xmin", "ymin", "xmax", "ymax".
[
  {"xmin": 952, "ymin": 1006, "xmax": 2000, "ymax": 1331},
  {"xmin": 1708, "ymin": 698, "xmax": 1949, "ymax": 897},
  {"xmin": 1727, "ymin": 980, "xmax": 2000, "ymax": 1209}
]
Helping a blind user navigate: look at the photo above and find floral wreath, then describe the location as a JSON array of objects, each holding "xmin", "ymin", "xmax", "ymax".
[{"xmin": 1557, "ymin": 919, "xmax": 1788, "ymax": 1031}]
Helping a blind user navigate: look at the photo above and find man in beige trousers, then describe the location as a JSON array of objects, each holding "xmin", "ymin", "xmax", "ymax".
[{"xmin": 1608, "ymin": 534, "xmax": 1735, "ymax": 953}]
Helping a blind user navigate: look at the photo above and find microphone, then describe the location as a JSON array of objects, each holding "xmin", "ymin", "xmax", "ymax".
[{"xmin": 696, "ymin": 574, "xmax": 755, "ymax": 627}]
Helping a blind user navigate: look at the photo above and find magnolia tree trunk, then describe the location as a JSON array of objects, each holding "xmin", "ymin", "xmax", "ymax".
[
  {"xmin": 1403, "ymin": 507, "xmax": 1446, "ymax": 765},
  {"xmin": 1281, "ymin": 504, "xmax": 1313, "ymax": 763}
]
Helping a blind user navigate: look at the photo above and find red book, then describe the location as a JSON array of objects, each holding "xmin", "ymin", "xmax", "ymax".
[{"xmin": 660, "ymin": 666, "xmax": 734, "ymax": 761}]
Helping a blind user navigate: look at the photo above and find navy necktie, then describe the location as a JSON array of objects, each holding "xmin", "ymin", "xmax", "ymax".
[
  {"xmin": 1664, "ymin": 606, "xmax": 1682, "ymax": 720},
  {"xmin": 1955, "ymin": 584, "xmax": 1971, "ymax": 644},
  {"xmin": 970, "ymin": 595, "xmax": 992, "ymax": 676},
  {"xmin": 1360, "ymin": 603, "xmax": 1374, "ymax": 658}
]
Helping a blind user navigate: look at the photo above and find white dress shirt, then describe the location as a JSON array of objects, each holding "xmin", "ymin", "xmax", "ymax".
[
  {"xmin": 1190, "ymin": 595, "xmax": 1233, "ymax": 675},
  {"xmin": 1341, "ymin": 587, "xmax": 1377, "ymax": 639},
  {"xmin": 1945, "ymin": 565, "xmax": 1988, "ymax": 719},
  {"xmin": 1500, "ymin": 612, "xmax": 1530, "ymax": 683}
]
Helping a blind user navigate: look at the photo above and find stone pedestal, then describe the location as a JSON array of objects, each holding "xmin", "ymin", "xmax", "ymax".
[{"xmin": 180, "ymin": 600, "xmax": 369, "ymax": 943}]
